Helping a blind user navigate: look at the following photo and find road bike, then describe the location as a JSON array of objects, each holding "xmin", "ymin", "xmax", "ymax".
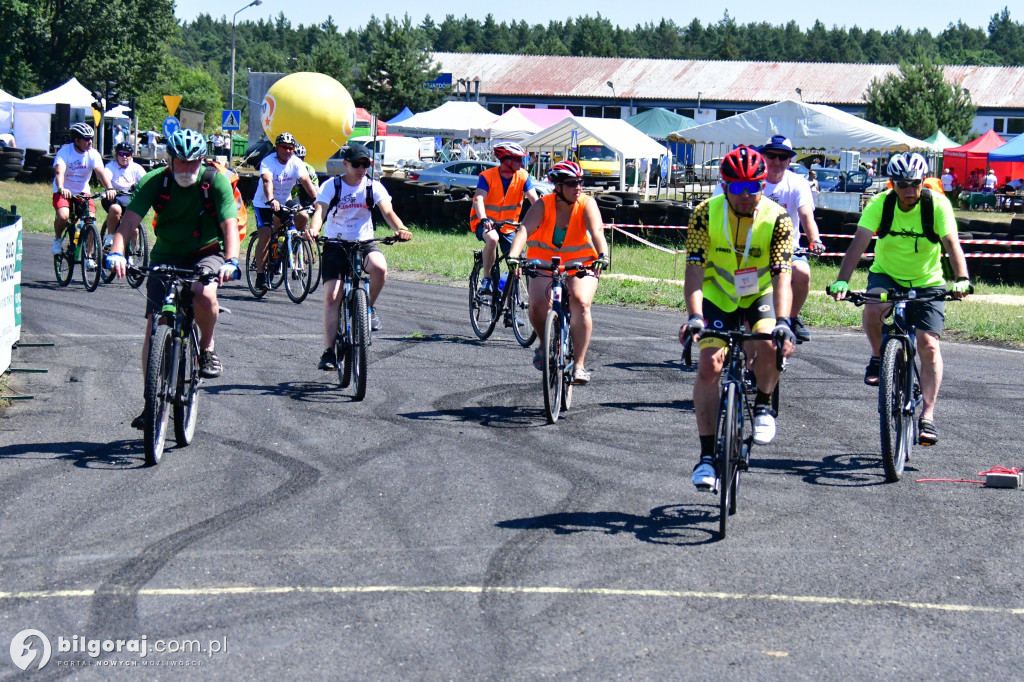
[
  {"xmin": 699, "ymin": 328, "xmax": 784, "ymax": 539},
  {"xmin": 468, "ymin": 220, "xmax": 534, "ymax": 346},
  {"xmin": 53, "ymin": 191, "xmax": 105, "ymax": 291},
  {"xmin": 245, "ymin": 204, "xmax": 316, "ymax": 303},
  {"xmin": 841, "ymin": 288, "xmax": 964, "ymax": 482},
  {"xmin": 131, "ymin": 264, "xmax": 216, "ymax": 466},
  {"xmin": 522, "ymin": 256, "xmax": 599, "ymax": 423},
  {"xmin": 319, "ymin": 235, "xmax": 400, "ymax": 401},
  {"xmin": 99, "ymin": 190, "xmax": 148, "ymax": 289}
]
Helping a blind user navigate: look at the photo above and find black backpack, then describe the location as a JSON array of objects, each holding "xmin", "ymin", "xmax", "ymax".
[
  {"xmin": 876, "ymin": 187, "xmax": 939, "ymax": 246},
  {"xmin": 151, "ymin": 164, "xmax": 221, "ymax": 221},
  {"xmin": 326, "ymin": 176, "xmax": 375, "ymax": 227}
]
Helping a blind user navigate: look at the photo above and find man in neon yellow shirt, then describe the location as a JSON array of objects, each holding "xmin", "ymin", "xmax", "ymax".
[{"xmin": 828, "ymin": 152, "xmax": 971, "ymax": 445}]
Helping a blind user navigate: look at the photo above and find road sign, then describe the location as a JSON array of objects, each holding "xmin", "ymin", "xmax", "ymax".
[
  {"xmin": 162, "ymin": 116, "xmax": 180, "ymax": 139},
  {"xmin": 163, "ymin": 95, "xmax": 181, "ymax": 116},
  {"xmin": 570, "ymin": 129, "xmax": 578, "ymax": 151},
  {"xmin": 221, "ymin": 110, "xmax": 242, "ymax": 131},
  {"xmin": 661, "ymin": 155, "xmax": 668, "ymax": 179}
]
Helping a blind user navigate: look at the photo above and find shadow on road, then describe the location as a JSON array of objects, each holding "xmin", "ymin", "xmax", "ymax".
[
  {"xmin": 754, "ymin": 452, "xmax": 897, "ymax": 487},
  {"xmin": 203, "ymin": 380, "xmax": 344, "ymax": 403},
  {"xmin": 497, "ymin": 504, "xmax": 718, "ymax": 546},
  {"xmin": 605, "ymin": 359, "xmax": 688, "ymax": 374},
  {"xmin": 0, "ymin": 440, "xmax": 146, "ymax": 469},
  {"xmin": 597, "ymin": 398, "xmax": 693, "ymax": 413},
  {"xmin": 401, "ymin": 404, "xmax": 543, "ymax": 428}
]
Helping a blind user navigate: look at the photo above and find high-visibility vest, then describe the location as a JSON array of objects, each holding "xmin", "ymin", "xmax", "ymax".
[
  {"xmin": 701, "ymin": 195, "xmax": 788, "ymax": 313},
  {"xmin": 525, "ymin": 193, "xmax": 598, "ymax": 268},
  {"xmin": 469, "ymin": 166, "xmax": 527, "ymax": 233}
]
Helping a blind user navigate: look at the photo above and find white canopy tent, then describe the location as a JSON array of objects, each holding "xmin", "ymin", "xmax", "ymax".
[
  {"xmin": 486, "ymin": 108, "xmax": 542, "ymax": 141},
  {"xmin": 0, "ymin": 88, "xmax": 18, "ymax": 136},
  {"xmin": 387, "ymin": 101, "xmax": 497, "ymax": 138},
  {"xmin": 521, "ymin": 116, "xmax": 669, "ymax": 192},
  {"xmin": 18, "ymin": 77, "xmax": 95, "ymax": 109},
  {"xmin": 13, "ymin": 78, "xmax": 97, "ymax": 151}
]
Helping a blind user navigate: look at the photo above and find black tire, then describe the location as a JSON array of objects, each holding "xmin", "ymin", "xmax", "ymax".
[
  {"xmin": 245, "ymin": 235, "xmax": 267, "ymax": 298},
  {"xmin": 54, "ymin": 225, "xmax": 75, "ymax": 286},
  {"xmin": 144, "ymin": 325, "xmax": 174, "ymax": 466},
  {"xmin": 99, "ymin": 224, "xmax": 116, "ymax": 284},
  {"xmin": 543, "ymin": 309, "xmax": 563, "ymax": 423},
  {"xmin": 308, "ymin": 239, "xmax": 322, "ymax": 294},
  {"xmin": 173, "ymin": 322, "xmax": 201, "ymax": 446},
  {"xmin": 284, "ymin": 237, "xmax": 313, "ymax": 303},
  {"xmin": 79, "ymin": 222, "xmax": 102, "ymax": 291},
  {"xmin": 468, "ymin": 255, "xmax": 498, "ymax": 340},
  {"xmin": 508, "ymin": 270, "xmax": 536, "ymax": 347},
  {"xmin": 717, "ymin": 382, "xmax": 740, "ymax": 539},
  {"xmin": 562, "ymin": 324, "xmax": 574, "ymax": 410},
  {"xmin": 878, "ymin": 337, "xmax": 911, "ymax": 482},
  {"xmin": 336, "ymin": 297, "xmax": 351, "ymax": 388},
  {"xmin": 126, "ymin": 227, "xmax": 149, "ymax": 289},
  {"xmin": 351, "ymin": 287, "xmax": 369, "ymax": 401}
]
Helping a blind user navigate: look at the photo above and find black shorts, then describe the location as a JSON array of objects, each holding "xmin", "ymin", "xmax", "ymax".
[
  {"xmin": 321, "ymin": 241, "xmax": 380, "ymax": 283},
  {"xmin": 101, "ymin": 194, "xmax": 131, "ymax": 212},
  {"xmin": 699, "ymin": 292, "xmax": 775, "ymax": 350},
  {"xmin": 145, "ymin": 253, "xmax": 224, "ymax": 317},
  {"xmin": 475, "ymin": 224, "xmax": 515, "ymax": 255},
  {"xmin": 866, "ymin": 272, "xmax": 945, "ymax": 336}
]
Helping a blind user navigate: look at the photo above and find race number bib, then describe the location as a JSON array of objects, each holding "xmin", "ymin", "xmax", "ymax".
[{"xmin": 733, "ymin": 267, "xmax": 759, "ymax": 296}]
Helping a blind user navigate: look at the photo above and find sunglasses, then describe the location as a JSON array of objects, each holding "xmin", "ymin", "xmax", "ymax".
[
  {"xmin": 501, "ymin": 156, "xmax": 524, "ymax": 164},
  {"xmin": 560, "ymin": 179, "xmax": 584, "ymax": 188},
  {"xmin": 895, "ymin": 179, "xmax": 922, "ymax": 189},
  {"xmin": 349, "ymin": 159, "xmax": 371, "ymax": 168},
  {"xmin": 726, "ymin": 180, "xmax": 764, "ymax": 195},
  {"xmin": 117, "ymin": 152, "xmax": 132, "ymax": 157},
  {"xmin": 762, "ymin": 152, "xmax": 791, "ymax": 161}
]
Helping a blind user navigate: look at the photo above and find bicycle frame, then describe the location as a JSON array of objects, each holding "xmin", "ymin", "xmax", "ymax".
[{"xmin": 149, "ymin": 270, "xmax": 201, "ymax": 407}]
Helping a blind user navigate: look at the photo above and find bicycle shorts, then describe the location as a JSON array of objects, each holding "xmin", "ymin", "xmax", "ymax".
[
  {"xmin": 698, "ymin": 292, "xmax": 775, "ymax": 350},
  {"xmin": 866, "ymin": 272, "xmax": 945, "ymax": 336},
  {"xmin": 101, "ymin": 194, "xmax": 131, "ymax": 212},
  {"xmin": 321, "ymin": 241, "xmax": 380, "ymax": 283},
  {"xmin": 53, "ymin": 193, "xmax": 94, "ymax": 216},
  {"xmin": 145, "ymin": 253, "xmax": 224, "ymax": 318},
  {"xmin": 475, "ymin": 224, "xmax": 515, "ymax": 255}
]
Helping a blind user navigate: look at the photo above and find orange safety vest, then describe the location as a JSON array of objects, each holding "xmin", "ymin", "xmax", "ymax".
[
  {"xmin": 469, "ymin": 166, "xmax": 527, "ymax": 233},
  {"xmin": 525, "ymin": 193, "xmax": 598, "ymax": 268}
]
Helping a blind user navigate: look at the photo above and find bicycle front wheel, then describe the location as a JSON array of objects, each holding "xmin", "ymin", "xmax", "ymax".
[
  {"xmin": 509, "ymin": 271, "xmax": 537, "ymax": 347},
  {"xmin": 351, "ymin": 287, "xmax": 369, "ymax": 400},
  {"xmin": 126, "ymin": 226, "xmax": 149, "ymax": 289},
  {"xmin": 173, "ymin": 322, "xmax": 201, "ymax": 446},
  {"xmin": 717, "ymin": 382, "xmax": 741, "ymax": 539},
  {"xmin": 284, "ymin": 238, "xmax": 313, "ymax": 303},
  {"xmin": 79, "ymin": 222, "xmax": 102, "ymax": 291},
  {"xmin": 562, "ymin": 321, "xmax": 574, "ymax": 410},
  {"xmin": 244, "ymin": 235, "xmax": 266, "ymax": 298},
  {"xmin": 308, "ymin": 239, "xmax": 322, "ymax": 294},
  {"xmin": 144, "ymin": 325, "xmax": 175, "ymax": 465},
  {"xmin": 99, "ymin": 224, "xmax": 116, "ymax": 284},
  {"xmin": 542, "ymin": 309, "xmax": 564, "ymax": 423},
  {"xmin": 468, "ymin": 257, "xmax": 498, "ymax": 340},
  {"xmin": 879, "ymin": 337, "xmax": 911, "ymax": 482},
  {"xmin": 54, "ymin": 226, "xmax": 74, "ymax": 287}
]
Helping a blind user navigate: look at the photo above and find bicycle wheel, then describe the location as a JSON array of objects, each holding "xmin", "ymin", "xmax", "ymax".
[
  {"xmin": 542, "ymin": 309, "xmax": 564, "ymax": 423},
  {"xmin": 54, "ymin": 225, "xmax": 74, "ymax": 287},
  {"xmin": 99, "ymin": 224, "xmax": 116, "ymax": 284},
  {"xmin": 509, "ymin": 271, "xmax": 537, "ymax": 347},
  {"xmin": 308, "ymin": 239, "xmax": 322, "ymax": 294},
  {"xmin": 717, "ymin": 382, "xmax": 741, "ymax": 539},
  {"xmin": 336, "ymin": 293, "xmax": 351, "ymax": 388},
  {"xmin": 244, "ymin": 236, "xmax": 267, "ymax": 298},
  {"xmin": 351, "ymin": 287, "xmax": 369, "ymax": 401},
  {"xmin": 284, "ymin": 238, "xmax": 313, "ymax": 303},
  {"xmin": 79, "ymin": 222, "xmax": 102, "ymax": 291},
  {"xmin": 878, "ymin": 337, "xmax": 910, "ymax": 482},
  {"xmin": 269, "ymin": 241, "xmax": 285, "ymax": 290},
  {"xmin": 468, "ymin": 257, "xmax": 499, "ymax": 340},
  {"xmin": 173, "ymin": 322, "xmax": 201, "ymax": 446},
  {"xmin": 143, "ymin": 325, "xmax": 175, "ymax": 465},
  {"xmin": 562, "ymin": 321, "xmax": 574, "ymax": 410},
  {"xmin": 126, "ymin": 226, "xmax": 149, "ymax": 289}
]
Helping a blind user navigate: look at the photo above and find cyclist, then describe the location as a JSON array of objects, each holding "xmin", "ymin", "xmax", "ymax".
[
  {"xmin": 470, "ymin": 141, "xmax": 540, "ymax": 294},
  {"xmin": 826, "ymin": 152, "xmax": 971, "ymax": 445},
  {"xmin": 506, "ymin": 160, "xmax": 608, "ymax": 386},
  {"xmin": 106, "ymin": 129, "xmax": 240, "ymax": 427},
  {"xmin": 51, "ymin": 122, "xmax": 116, "ymax": 262},
  {"xmin": 308, "ymin": 143, "xmax": 412, "ymax": 371},
  {"xmin": 290, "ymin": 144, "xmax": 320, "ymax": 208},
  {"xmin": 251, "ymin": 132, "xmax": 318, "ymax": 291},
  {"xmin": 681, "ymin": 146, "xmax": 797, "ymax": 491},
  {"xmin": 101, "ymin": 142, "xmax": 147, "ymax": 245}
]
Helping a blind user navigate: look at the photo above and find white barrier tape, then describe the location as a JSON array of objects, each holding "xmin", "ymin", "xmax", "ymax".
[
  {"xmin": 611, "ymin": 226, "xmax": 678, "ymax": 254},
  {"xmin": 818, "ymin": 232, "xmax": 1024, "ymax": 247},
  {"xmin": 607, "ymin": 223, "xmax": 686, "ymax": 230}
]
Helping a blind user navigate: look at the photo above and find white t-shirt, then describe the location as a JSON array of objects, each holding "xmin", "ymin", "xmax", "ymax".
[
  {"xmin": 52, "ymin": 143, "xmax": 105, "ymax": 194},
  {"xmin": 941, "ymin": 173, "xmax": 954, "ymax": 192},
  {"xmin": 317, "ymin": 176, "xmax": 390, "ymax": 241},
  {"xmin": 146, "ymin": 131, "xmax": 157, "ymax": 145},
  {"xmin": 762, "ymin": 171, "xmax": 814, "ymax": 242},
  {"xmin": 254, "ymin": 154, "xmax": 309, "ymax": 208},
  {"xmin": 984, "ymin": 173, "xmax": 997, "ymax": 190},
  {"xmin": 104, "ymin": 159, "xmax": 147, "ymax": 192}
]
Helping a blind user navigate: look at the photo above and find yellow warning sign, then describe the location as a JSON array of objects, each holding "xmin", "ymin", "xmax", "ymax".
[
  {"xmin": 163, "ymin": 95, "xmax": 182, "ymax": 116},
  {"xmin": 92, "ymin": 108, "xmax": 101, "ymax": 126}
]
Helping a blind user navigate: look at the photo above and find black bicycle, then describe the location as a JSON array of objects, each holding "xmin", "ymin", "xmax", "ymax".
[
  {"xmin": 53, "ymin": 192, "xmax": 105, "ymax": 291},
  {"xmin": 319, "ymin": 235, "xmax": 400, "ymax": 401},
  {"xmin": 468, "ymin": 220, "xmax": 534, "ymax": 346},
  {"xmin": 841, "ymin": 288, "xmax": 964, "ymax": 482},
  {"xmin": 245, "ymin": 204, "xmax": 316, "ymax": 303},
  {"xmin": 99, "ymin": 190, "xmax": 148, "ymax": 289},
  {"xmin": 132, "ymin": 264, "xmax": 216, "ymax": 466},
  {"xmin": 699, "ymin": 328, "xmax": 784, "ymax": 539}
]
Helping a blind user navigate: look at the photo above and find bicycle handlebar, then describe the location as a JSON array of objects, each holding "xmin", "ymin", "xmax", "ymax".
[
  {"xmin": 128, "ymin": 264, "xmax": 219, "ymax": 284},
  {"xmin": 698, "ymin": 329, "xmax": 786, "ymax": 371},
  {"xmin": 317, "ymin": 235, "xmax": 401, "ymax": 247},
  {"xmin": 521, "ymin": 259, "xmax": 600, "ymax": 278},
  {"xmin": 839, "ymin": 289, "xmax": 962, "ymax": 306}
]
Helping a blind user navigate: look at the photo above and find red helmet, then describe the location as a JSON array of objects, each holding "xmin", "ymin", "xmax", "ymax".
[
  {"xmin": 548, "ymin": 160, "xmax": 583, "ymax": 182},
  {"xmin": 493, "ymin": 142, "xmax": 527, "ymax": 161},
  {"xmin": 719, "ymin": 146, "xmax": 767, "ymax": 183}
]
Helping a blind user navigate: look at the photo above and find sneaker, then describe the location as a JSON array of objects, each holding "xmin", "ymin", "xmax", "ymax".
[
  {"xmin": 533, "ymin": 348, "xmax": 545, "ymax": 371},
  {"xmin": 692, "ymin": 456, "xmax": 717, "ymax": 490},
  {"xmin": 369, "ymin": 311, "xmax": 382, "ymax": 332},
  {"xmin": 919, "ymin": 417, "xmax": 938, "ymax": 446},
  {"xmin": 198, "ymin": 349, "xmax": 222, "ymax": 378},
  {"xmin": 130, "ymin": 412, "xmax": 145, "ymax": 430},
  {"xmin": 864, "ymin": 356, "xmax": 881, "ymax": 386},
  {"xmin": 478, "ymin": 277, "xmax": 492, "ymax": 295},
  {"xmin": 752, "ymin": 405, "xmax": 777, "ymax": 445},
  {"xmin": 571, "ymin": 365, "xmax": 591, "ymax": 385},
  {"xmin": 255, "ymin": 272, "xmax": 268, "ymax": 292},
  {"xmin": 790, "ymin": 316, "xmax": 811, "ymax": 343},
  {"xmin": 318, "ymin": 348, "xmax": 337, "ymax": 371},
  {"xmin": 84, "ymin": 257, "xmax": 97, "ymax": 270},
  {"xmin": 52, "ymin": 237, "xmax": 63, "ymax": 255}
]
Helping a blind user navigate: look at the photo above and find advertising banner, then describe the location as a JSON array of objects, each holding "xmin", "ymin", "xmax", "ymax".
[{"xmin": 0, "ymin": 213, "xmax": 23, "ymax": 374}]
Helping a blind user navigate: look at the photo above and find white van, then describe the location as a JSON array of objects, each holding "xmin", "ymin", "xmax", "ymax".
[{"xmin": 325, "ymin": 135, "xmax": 433, "ymax": 174}]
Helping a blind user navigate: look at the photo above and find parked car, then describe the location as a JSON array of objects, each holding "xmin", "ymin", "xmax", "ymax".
[
  {"xmin": 694, "ymin": 157, "xmax": 722, "ymax": 182},
  {"xmin": 407, "ymin": 160, "xmax": 554, "ymax": 194},
  {"xmin": 811, "ymin": 166, "xmax": 872, "ymax": 193}
]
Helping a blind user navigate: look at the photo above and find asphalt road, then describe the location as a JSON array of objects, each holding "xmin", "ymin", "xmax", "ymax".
[{"xmin": 3, "ymin": 232, "xmax": 1023, "ymax": 679}]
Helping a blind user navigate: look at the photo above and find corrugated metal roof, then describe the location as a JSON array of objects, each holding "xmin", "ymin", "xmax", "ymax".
[{"xmin": 432, "ymin": 53, "xmax": 1024, "ymax": 109}]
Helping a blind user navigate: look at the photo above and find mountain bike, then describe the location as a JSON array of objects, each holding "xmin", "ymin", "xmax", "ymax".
[
  {"xmin": 53, "ymin": 191, "xmax": 105, "ymax": 291},
  {"xmin": 468, "ymin": 220, "xmax": 534, "ymax": 346},
  {"xmin": 700, "ymin": 328, "xmax": 784, "ymax": 539},
  {"xmin": 245, "ymin": 204, "xmax": 316, "ymax": 303},
  {"xmin": 131, "ymin": 264, "xmax": 216, "ymax": 466},
  {"xmin": 841, "ymin": 288, "xmax": 964, "ymax": 482},
  {"xmin": 522, "ymin": 256, "xmax": 599, "ymax": 423},
  {"xmin": 319, "ymin": 235, "xmax": 400, "ymax": 401},
  {"xmin": 99, "ymin": 190, "xmax": 148, "ymax": 289}
]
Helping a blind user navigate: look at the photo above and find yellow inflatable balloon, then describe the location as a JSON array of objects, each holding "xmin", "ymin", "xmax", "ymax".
[{"xmin": 261, "ymin": 72, "xmax": 356, "ymax": 172}]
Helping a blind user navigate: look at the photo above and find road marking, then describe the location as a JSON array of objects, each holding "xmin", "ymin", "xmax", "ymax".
[{"xmin": 1, "ymin": 584, "xmax": 1021, "ymax": 615}]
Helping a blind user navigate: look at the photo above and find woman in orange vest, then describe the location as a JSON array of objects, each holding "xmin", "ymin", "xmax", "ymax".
[{"xmin": 508, "ymin": 161, "xmax": 609, "ymax": 386}]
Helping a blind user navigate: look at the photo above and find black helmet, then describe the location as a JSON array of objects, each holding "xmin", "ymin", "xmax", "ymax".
[
  {"xmin": 114, "ymin": 142, "xmax": 134, "ymax": 155},
  {"xmin": 275, "ymin": 132, "xmax": 296, "ymax": 146}
]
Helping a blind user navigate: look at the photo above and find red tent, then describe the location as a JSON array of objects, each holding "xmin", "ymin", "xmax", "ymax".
[
  {"xmin": 942, "ymin": 129, "xmax": 1011, "ymax": 188},
  {"xmin": 354, "ymin": 107, "xmax": 387, "ymax": 135}
]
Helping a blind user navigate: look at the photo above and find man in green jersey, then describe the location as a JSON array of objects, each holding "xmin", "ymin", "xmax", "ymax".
[{"xmin": 827, "ymin": 152, "xmax": 971, "ymax": 445}]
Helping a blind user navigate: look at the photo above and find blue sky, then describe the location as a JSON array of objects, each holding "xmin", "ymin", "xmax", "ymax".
[{"xmin": 173, "ymin": 1, "xmax": 1012, "ymax": 37}]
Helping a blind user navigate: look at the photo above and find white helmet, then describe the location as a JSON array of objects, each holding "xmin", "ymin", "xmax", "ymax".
[{"xmin": 887, "ymin": 152, "xmax": 928, "ymax": 181}]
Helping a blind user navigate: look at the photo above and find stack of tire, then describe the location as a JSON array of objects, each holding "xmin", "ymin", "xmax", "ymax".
[
  {"xmin": 0, "ymin": 146, "xmax": 24, "ymax": 181},
  {"xmin": 29, "ymin": 151, "xmax": 56, "ymax": 183},
  {"xmin": 957, "ymin": 215, "xmax": 1024, "ymax": 283}
]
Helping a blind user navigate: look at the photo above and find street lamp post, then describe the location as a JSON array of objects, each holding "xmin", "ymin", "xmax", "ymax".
[{"xmin": 230, "ymin": 0, "xmax": 262, "ymax": 163}]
